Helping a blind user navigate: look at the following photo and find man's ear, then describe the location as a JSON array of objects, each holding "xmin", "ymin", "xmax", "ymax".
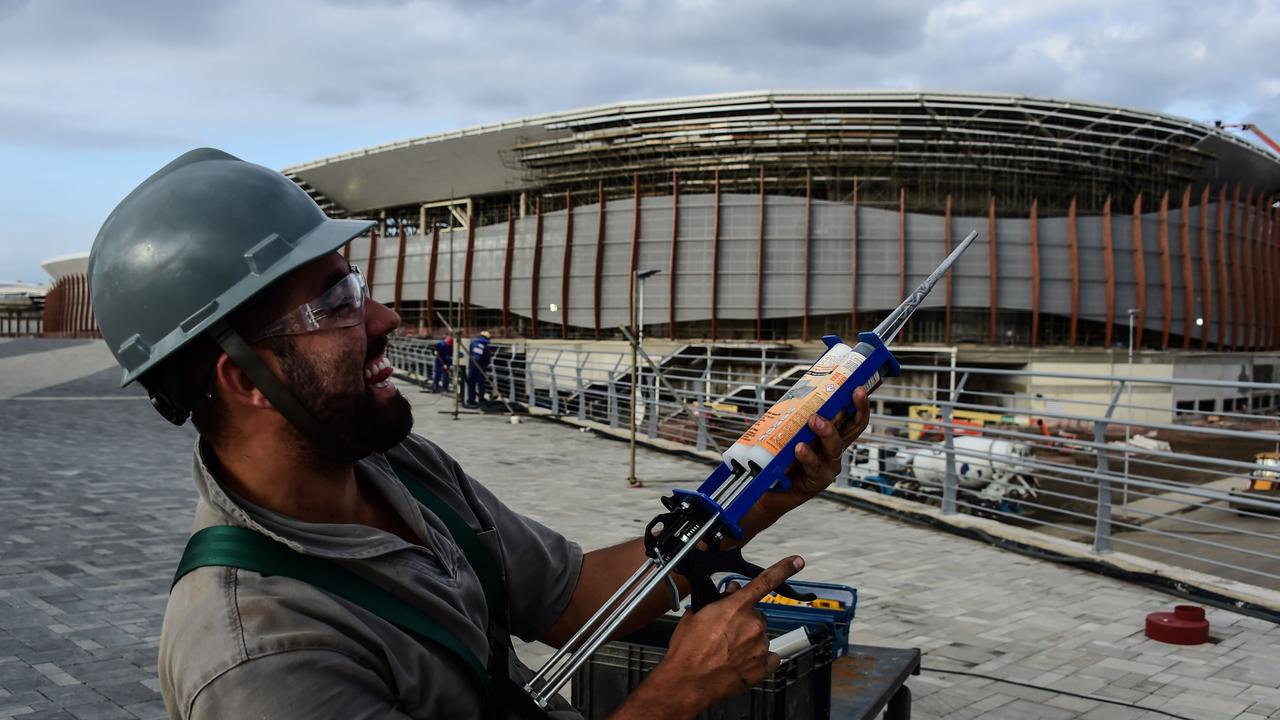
[{"xmin": 212, "ymin": 353, "xmax": 273, "ymax": 410}]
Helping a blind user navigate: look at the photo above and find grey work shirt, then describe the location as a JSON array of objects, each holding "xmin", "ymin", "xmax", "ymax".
[{"xmin": 159, "ymin": 433, "xmax": 584, "ymax": 719}]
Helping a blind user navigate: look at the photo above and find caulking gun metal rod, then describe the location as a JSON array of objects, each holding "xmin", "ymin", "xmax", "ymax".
[
  {"xmin": 874, "ymin": 229, "xmax": 979, "ymax": 347},
  {"xmin": 529, "ymin": 518, "xmax": 722, "ymax": 706},
  {"xmin": 524, "ymin": 559, "xmax": 658, "ymax": 688}
]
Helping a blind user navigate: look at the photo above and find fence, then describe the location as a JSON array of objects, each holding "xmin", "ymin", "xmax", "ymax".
[
  {"xmin": 0, "ymin": 311, "xmax": 43, "ymax": 337},
  {"xmin": 387, "ymin": 336, "xmax": 1280, "ymax": 594}
]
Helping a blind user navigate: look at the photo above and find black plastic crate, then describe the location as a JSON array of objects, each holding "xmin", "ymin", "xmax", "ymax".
[{"xmin": 570, "ymin": 615, "xmax": 833, "ymax": 720}]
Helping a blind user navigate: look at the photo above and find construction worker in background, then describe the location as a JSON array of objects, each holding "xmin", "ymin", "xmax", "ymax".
[
  {"xmin": 88, "ymin": 148, "xmax": 869, "ymax": 719},
  {"xmin": 431, "ymin": 335, "xmax": 453, "ymax": 393},
  {"xmin": 466, "ymin": 329, "xmax": 493, "ymax": 407}
]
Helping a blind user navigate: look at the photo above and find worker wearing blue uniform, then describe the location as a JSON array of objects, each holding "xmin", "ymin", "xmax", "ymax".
[
  {"xmin": 430, "ymin": 335, "xmax": 453, "ymax": 393},
  {"xmin": 465, "ymin": 330, "xmax": 492, "ymax": 407}
]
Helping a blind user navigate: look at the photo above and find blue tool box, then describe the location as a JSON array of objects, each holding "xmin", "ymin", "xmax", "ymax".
[{"xmin": 718, "ymin": 576, "xmax": 857, "ymax": 659}]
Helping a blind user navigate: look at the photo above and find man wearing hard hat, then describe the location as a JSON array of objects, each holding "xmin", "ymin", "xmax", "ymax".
[{"xmin": 89, "ymin": 149, "xmax": 866, "ymax": 719}]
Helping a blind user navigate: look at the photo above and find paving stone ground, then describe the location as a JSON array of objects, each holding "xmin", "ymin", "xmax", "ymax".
[{"xmin": 2, "ymin": 339, "xmax": 1278, "ymax": 719}]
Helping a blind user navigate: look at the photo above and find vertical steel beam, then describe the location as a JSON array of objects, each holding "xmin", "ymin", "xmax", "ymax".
[
  {"xmin": 502, "ymin": 206, "xmax": 514, "ymax": 336},
  {"xmin": 463, "ymin": 206, "xmax": 476, "ymax": 332},
  {"xmin": 1260, "ymin": 195, "xmax": 1270, "ymax": 350},
  {"xmin": 561, "ymin": 190, "xmax": 574, "ymax": 339},
  {"xmin": 630, "ymin": 174, "xmax": 641, "ymax": 334},
  {"xmin": 1254, "ymin": 194, "xmax": 1266, "ymax": 350},
  {"xmin": 1271, "ymin": 198, "xmax": 1279, "ymax": 348},
  {"xmin": 1068, "ymin": 197, "xmax": 1080, "ymax": 347},
  {"xmin": 1257, "ymin": 195, "xmax": 1269, "ymax": 350},
  {"xmin": 1242, "ymin": 188, "xmax": 1255, "ymax": 350},
  {"xmin": 393, "ymin": 220, "xmax": 408, "ymax": 315},
  {"xmin": 1158, "ymin": 191, "xmax": 1173, "ymax": 349},
  {"xmin": 669, "ymin": 171, "xmax": 679, "ymax": 339},
  {"xmin": 1216, "ymin": 187, "xmax": 1229, "ymax": 349},
  {"xmin": 427, "ymin": 226, "xmax": 439, "ymax": 336},
  {"xmin": 60, "ymin": 276, "xmax": 71, "ymax": 336},
  {"xmin": 70, "ymin": 275, "xmax": 80, "ymax": 335},
  {"xmin": 987, "ymin": 196, "xmax": 997, "ymax": 346},
  {"xmin": 365, "ymin": 227, "xmax": 379, "ymax": 295},
  {"xmin": 1179, "ymin": 186, "xmax": 1195, "ymax": 349},
  {"xmin": 850, "ymin": 176, "xmax": 859, "ymax": 336},
  {"xmin": 803, "ymin": 170, "xmax": 814, "ymax": 341},
  {"xmin": 1263, "ymin": 197, "xmax": 1271, "ymax": 349},
  {"xmin": 70, "ymin": 276, "xmax": 80, "ymax": 335},
  {"xmin": 1029, "ymin": 198, "xmax": 1040, "ymax": 347},
  {"xmin": 1132, "ymin": 195, "xmax": 1146, "ymax": 348},
  {"xmin": 756, "ymin": 166, "xmax": 765, "ymax": 341},
  {"xmin": 71, "ymin": 276, "xmax": 80, "ymax": 335},
  {"xmin": 1102, "ymin": 196, "xmax": 1115, "ymax": 347},
  {"xmin": 64, "ymin": 277, "xmax": 74, "ymax": 336},
  {"xmin": 531, "ymin": 196, "xmax": 544, "ymax": 338},
  {"xmin": 65, "ymin": 277, "xmax": 75, "ymax": 336},
  {"xmin": 63, "ymin": 277, "xmax": 74, "ymax": 336},
  {"xmin": 594, "ymin": 181, "xmax": 606, "ymax": 340},
  {"xmin": 1198, "ymin": 186, "xmax": 1212, "ymax": 350},
  {"xmin": 943, "ymin": 193, "xmax": 954, "ymax": 345},
  {"xmin": 1231, "ymin": 184, "xmax": 1245, "ymax": 349},
  {"xmin": 78, "ymin": 274, "xmax": 87, "ymax": 335},
  {"xmin": 710, "ymin": 170, "xmax": 721, "ymax": 341},
  {"xmin": 1272, "ymin": 197, "xmax": 1280, "ymax": 348},
  {"xmin": 66, "ymin": 275, "xmax": 75, "ymax": 336}
]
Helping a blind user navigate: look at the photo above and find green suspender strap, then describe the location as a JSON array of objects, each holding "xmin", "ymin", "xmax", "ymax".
[
  {"xmin": 390, "ymin": 466, "xmax": 508, "ymax": 615},
  {"xmin": 172, "ymin": 525, "xmax": 499, "ymax": 720}
]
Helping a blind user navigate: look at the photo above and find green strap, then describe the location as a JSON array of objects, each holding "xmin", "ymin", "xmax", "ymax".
[
  {"xmin": 173, "ymin": 526, "xmax": 497, "ymax": 720},
  {"xmin": 391, "ymin": 466, "xmax": 508, "ymax": 616}
]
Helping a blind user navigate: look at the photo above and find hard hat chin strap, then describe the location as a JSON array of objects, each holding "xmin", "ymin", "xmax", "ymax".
[{"xmin": 209, "ymin": 319, "xmax": 348, "ymax": 453}]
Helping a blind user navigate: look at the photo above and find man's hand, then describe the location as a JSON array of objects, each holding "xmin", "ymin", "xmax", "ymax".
[
  {"xmin": 784, "ymin": 387, "xmax": 872, "ymax": 500},
  {"xmin": 733, "ymin": 388, "xmax": 871, "ymax": 541},
  {"xmin": 610, "ymin": 556, "xmax": 805, "ymax": 720}
]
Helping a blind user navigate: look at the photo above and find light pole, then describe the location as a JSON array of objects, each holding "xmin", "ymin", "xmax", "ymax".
[
  {"xmin": 1124, "ymin": 307, "xmax": 1138, "ymax": 506},
  {"xmin": 629, "ymin": 269, "xmax": 660, "ymax": 487},
  {"xmin": 450, "ymin": 216, "xmax": 462, "ymax": 420}
]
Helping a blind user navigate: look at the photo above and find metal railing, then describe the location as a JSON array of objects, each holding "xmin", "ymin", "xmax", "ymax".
[{"xmin": 388, "ymin": 336, "xmax": 1280, "ymax": 593}]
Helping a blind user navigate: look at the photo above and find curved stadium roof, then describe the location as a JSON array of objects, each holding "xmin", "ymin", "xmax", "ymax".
[{"xmin": 284, "ymin": 90, "xmax": 1280, "ymax": 216}]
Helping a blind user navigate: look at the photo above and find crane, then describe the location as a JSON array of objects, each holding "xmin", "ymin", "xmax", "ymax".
[{"xmin": 1214, "ymin": 120, "xmax": 1280, "ymax": 156}]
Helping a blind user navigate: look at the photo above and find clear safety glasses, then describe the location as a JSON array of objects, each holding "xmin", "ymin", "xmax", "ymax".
[{"xmin": 248, "ymin": 265, "xmax": 369, "ymax": 342}]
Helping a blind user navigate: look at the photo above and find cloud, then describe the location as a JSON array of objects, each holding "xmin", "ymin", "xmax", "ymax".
[{"xmin": 1, "ymin": 0, "xmax": 1278, "ymax": 281}]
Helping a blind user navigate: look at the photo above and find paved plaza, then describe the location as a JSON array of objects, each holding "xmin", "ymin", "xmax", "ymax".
[{"xmin": 2, "ymin": 338, "xmax": 1279, "ymax": 719}]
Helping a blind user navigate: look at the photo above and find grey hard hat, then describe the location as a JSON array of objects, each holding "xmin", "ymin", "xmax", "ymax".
[
  {"xmin": 89, "ymin": 148, "xmax": 374, "ymax": 386},
  {"xmin": 89, "ymin": 148, "xmax": 374, "ymax": 432}
]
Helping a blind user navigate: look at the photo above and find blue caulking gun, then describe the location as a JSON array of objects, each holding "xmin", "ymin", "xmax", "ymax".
[{"xmin": 526, "ymin": 230, "xmax": 979, "ymax": 706}]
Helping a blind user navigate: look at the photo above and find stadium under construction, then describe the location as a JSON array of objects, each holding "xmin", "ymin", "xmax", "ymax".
[
  {"xmin": 266, "ymin": 91, "xmax": 1280, "ymax": 353},
  {"xmin": 38, "ymin": 91, "xmax": 1280, "ymax": 411}
]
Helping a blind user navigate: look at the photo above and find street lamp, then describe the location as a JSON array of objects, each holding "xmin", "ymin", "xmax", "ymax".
[
  {"xmin": 1124, "ymin": 307, "xmax": 1139, "ymax": 506},
  {"xmin": 628, "ymin": 268, "xmax": 661, "ymax": 487},
  {"xmin": 636, "ymin": 269, "xmax": 660, "ymax": 343}
]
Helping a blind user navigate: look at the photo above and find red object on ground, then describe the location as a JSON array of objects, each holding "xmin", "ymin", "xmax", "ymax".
[{"xmin": 1145, "ymin": 605, "xmax": 1210, "ymax": 645}]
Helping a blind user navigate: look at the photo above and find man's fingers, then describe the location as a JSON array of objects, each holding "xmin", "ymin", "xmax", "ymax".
[
  {"xmin": 722, "ymin": 580, "xmax": 742, "ymax": 596},
  {"xmin": 737, "ymin": 555, "xmax": 805, "ymax": 605},
  {"xmin": 806, "ymin": 411, "xmax": 844, "ymax": 461},
  {"xmin": 766, "ymin": 651, "xmax": 781, "ymax": 674}
]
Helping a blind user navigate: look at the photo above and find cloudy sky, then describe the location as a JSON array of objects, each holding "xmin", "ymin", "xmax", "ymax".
[{"xmin": 1, "ymin": 0, "xmax": 1277, "ymax": 282}]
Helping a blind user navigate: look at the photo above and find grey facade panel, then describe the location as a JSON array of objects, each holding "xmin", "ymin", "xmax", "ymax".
[{"xmin": 355, "ymin": 192, "xmax": 1260, "ymax": 347}]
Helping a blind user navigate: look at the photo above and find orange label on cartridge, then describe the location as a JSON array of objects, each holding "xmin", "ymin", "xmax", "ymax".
[{"xmin": 738, "ymin": 350, "xmax": 870, "ymax": 456}]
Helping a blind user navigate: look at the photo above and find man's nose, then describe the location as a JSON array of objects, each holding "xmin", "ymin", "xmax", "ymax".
[{"xmin": 367, "ymin": 299, "xmax": 401, "ymax": 335}]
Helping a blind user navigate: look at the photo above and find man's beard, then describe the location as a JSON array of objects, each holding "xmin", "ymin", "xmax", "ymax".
[{"xmin": 270, "ymin": 337, "xmax": 414, "ymax": 463}]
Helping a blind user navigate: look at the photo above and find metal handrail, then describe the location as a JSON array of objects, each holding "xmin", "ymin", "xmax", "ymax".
[{"xmin": 387, "ymin": 336, "xmax": 1280, "ymax": 590}]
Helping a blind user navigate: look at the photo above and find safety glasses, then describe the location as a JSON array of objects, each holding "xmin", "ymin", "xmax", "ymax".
[{"xmin": 248, "ymin": 265, "xmax": 369, "ymax": 342}]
